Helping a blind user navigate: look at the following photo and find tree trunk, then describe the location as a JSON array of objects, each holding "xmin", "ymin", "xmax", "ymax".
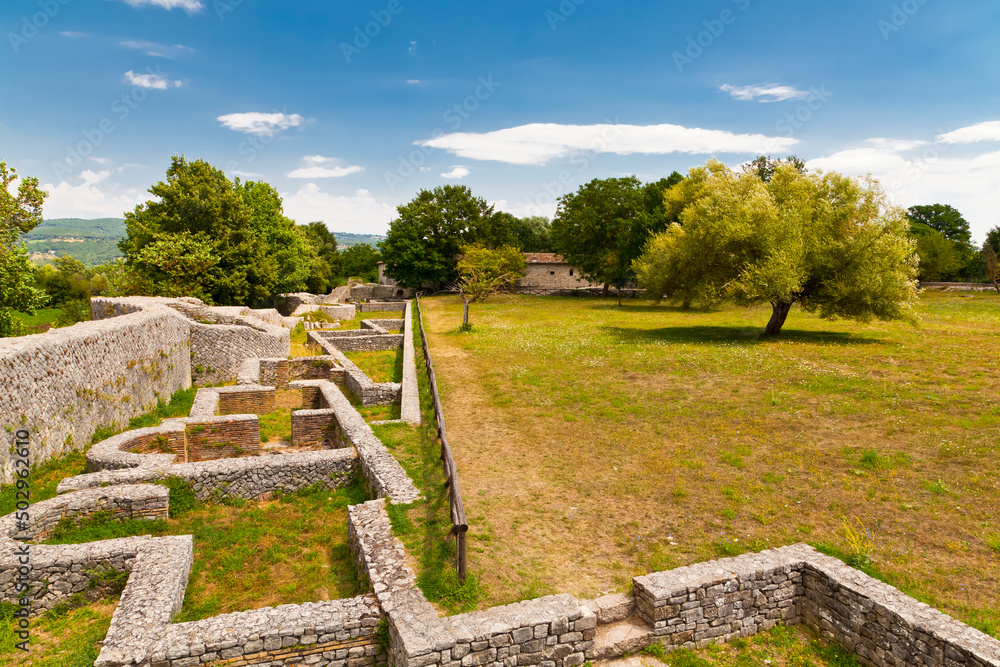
[
  {"xmin": 602, "ymin": 282, "xmax": 609, "ymax": 296},
  {"xmin": 764, "ymin": 301, "xmax": 793, "ymax": 337},
  {"xmin": 617, "ymin": 288, "xmax": 622, "ymax": 307},
  {"xmin": 461, "ymin": 293, "xmax": 470, "ymax": 327}
]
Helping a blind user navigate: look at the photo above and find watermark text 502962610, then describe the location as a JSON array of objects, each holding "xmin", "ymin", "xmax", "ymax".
[{"xmin": 12, "ymin": 428, "xmax": 32, "ymax": 651}]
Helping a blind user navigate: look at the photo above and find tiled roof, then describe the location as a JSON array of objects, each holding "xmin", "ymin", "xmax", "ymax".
[{"xmin": 523, "ymin": 253, "xmax": 567, "ymax": 264}]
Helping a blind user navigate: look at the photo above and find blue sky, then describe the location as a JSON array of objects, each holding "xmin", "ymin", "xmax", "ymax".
[{"xmin": 2, "ymin": 0, "xmax": 999, "ymax": 241}]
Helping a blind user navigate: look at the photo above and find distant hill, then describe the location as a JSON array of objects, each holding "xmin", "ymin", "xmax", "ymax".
[
  {"xmin": 333, "ymin": 232, "xmax": 385, "ymax": 248},
  {"xmin": 20, "ymin": 218, "xmax": 384, "ymax": 266},
  {"xmin": 22, "ymin": 218, "xmax": 127, "ymax": 267}
]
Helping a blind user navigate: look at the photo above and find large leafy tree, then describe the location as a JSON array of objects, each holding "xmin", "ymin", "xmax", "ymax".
[
  {"xmin": 300, "ymin": 222, "xmax": 340, "ymax": 294},
  {"xmin": 381, "ymin": 185, "xmax": 500, "ymax": 289},
  {"xmin": 1, "ymin": 161, "xmax": 47, "ymax": 337},
  {"xmin": 120, "ymin": 156, "xmax": 307, "ymax": 306},
  {"xmin": 341, "ymin": 243, "xmax": 381, "ymax": 283},
  {"xmin": 906, "ymin": 204, "xmax": 972, "ymax": 246},
  {"xmin": 906, "ymin": 204, "xmax": 976, "ymax": 280},
  {"xmin": 551, "ymin": 175, "xmax": 681, "ymax": 296},
  {"xmin": 633, "ymin": 160, "xmax": 919, "ymax": 337}
]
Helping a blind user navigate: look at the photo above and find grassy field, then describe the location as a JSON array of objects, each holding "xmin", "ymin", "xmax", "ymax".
[
  {"xmin": 12, "ymin": 309, "xmax": 62, "ymax": 329},
  {"xmin": 343, "ymin": 347, "xmax": 404, "ymax": 384},
  {"xmin": 417, "ymin": 292, "xmax": 1000, "ymax": 636}
]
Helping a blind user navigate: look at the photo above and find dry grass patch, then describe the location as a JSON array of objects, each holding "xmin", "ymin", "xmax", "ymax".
[{"xmin": 419, "ymin": 292, "xmax": 1000, "ymax": 636}]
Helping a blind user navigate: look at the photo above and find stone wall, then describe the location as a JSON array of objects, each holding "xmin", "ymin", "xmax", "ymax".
[
  {"xmin": 356, "ymin": 301, "xmax": 408, "ymax": 313},
  {"xmin": 0, "ymin": 484, "xmax": 172, "ymax": 614},
  {"xmin": 362, "ymin": 319, "xmax": 404, "ymax": 332},
  {"xmin": 216, "ymin": 385, "xmax": 276, "ymax": 415},
  {"xmin": 254, "ymin": 356, "xmax": 340, "ymax": 390},
  {"xmin": 316, "ymin": 330, "xmax": 405, "ymax": 352},
  {"xmin": 293, "ymin": 380, "xmax": 419, "ymax": 504},
  {"xmin": 344, "ymin": 510, "xmax": 1000, "ymax": 667},
  {"xmin": 188, "ymin": 318, "xmax": 289, "ymax": 386},
  {"xmin": 309, "ymin": 332, "xmax": 402, "ymax": 407},
  {"xmin": 60, "ymin": 421, "xmax": 357, "ymax": 501},
  {"xmin": 0, "ymin": 301, "xmax": 191, "ymax": 485}
]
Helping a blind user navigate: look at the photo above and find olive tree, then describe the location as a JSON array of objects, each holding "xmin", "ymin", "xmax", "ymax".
[
  {"xmin": 633, "ymin": 160, "xmax": 919, "ymax": 337},
  {"xmin": 454, "ymin": 244, "xmax": 526, "ymax": 329}
]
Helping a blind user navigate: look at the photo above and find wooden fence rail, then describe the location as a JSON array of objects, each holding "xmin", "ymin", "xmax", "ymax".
[{"xmin": 413, "ymin": 294, "xmax": 468, "ymax": 582}]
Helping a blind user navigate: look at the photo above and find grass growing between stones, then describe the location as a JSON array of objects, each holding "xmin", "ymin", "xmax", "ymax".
[
  {"xmin": 343, "ymin": 347, "xmax": 404, "ymax": 384},
  {"xmin": 371, "ymin": 320, "xmax": 482, "ymax": 615},
  {"xmin": 640, "ymin": 624, "xmax": 859, "ymax": 667},
  {"xmin": 43, "ymin": 479, "xmax": 369, "ymax": 621},
  {"xmin": 418, "ymin": 292, "xmax": 1000, "ymax": 636}
]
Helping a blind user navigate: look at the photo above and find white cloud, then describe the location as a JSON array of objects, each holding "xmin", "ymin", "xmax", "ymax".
[
  {"xmin": 288, "ymin": 156, "xmax": 364, "ymax": 179},
  {"xmin": 937, "ymin": 121, "xmax": 1000, "ymax": 144},
  {"xmin": 441, "ymin": 166, "xmax": 470, "ymax": 179},
  {"xmin": 116, "ymin": 0, "xmax": 204, "ymax": 12},
  {"xmin": 89, "ymin": 157, "xmax": 113, "ymax": 165},
  {"xmin": 720, "ymin": 83, "xmax": 811, "ymax": 103},
  {"xmin": 808, "ymin": 138, "xmax": 1000, "ymax": 243},
  {"xmin": 406, "ymin": 79, "xmax": 421, "ymax": 85},
  {"xmin": 282, "ymin": 185, "xmax": 395, "ymax": 234},
  {"xmin": 217, "ymin": 112, "xmax": 305, "ymax": 137},
  {"xmin": 120, "ymin": 39, "xmax": 193, "ymax": 58},
  {"xmin": 124, "ymin": 70, "xmax": 182, "ymax": 90},
  {"xmin": 417, "ymin": 122, "xmax": 799, "ymax": 166},
  {"xmin": 40, "ymin": 170, "xmax": 146, "ymax": 218}
]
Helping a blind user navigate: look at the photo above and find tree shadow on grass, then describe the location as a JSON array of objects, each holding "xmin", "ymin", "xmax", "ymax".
[{"xmin": 600, "ymin": 325, "xmax": 884, "ymax": 347}]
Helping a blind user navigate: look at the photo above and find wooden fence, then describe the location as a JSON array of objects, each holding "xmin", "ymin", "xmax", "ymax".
[{"xmin": 413, "ymin": 295, "xmax": 469, "ymax": 581}]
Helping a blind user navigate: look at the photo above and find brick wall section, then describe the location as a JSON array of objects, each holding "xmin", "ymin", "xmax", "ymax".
[
  {"xmin": 292, "ymin": 409, "xmax": 348, "ymax": 448},
  {"xmin": 123, "ymin": 429, "xmax": 188, "ymax": 462},
  {"xmin": 185, "ymin": 416, "xmax": 261, "ymax": 461},
  {"xmin": 217, "ymin": 385, "xmax": 276, "ymax": 415}
]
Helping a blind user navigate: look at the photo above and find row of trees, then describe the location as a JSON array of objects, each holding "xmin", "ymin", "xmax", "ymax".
[
  {"xmin": 4, "ymin": 152, "xmax": 1000, "ymax": 338},
  {"xmin": 2, "ymin": 156, "xmax": 390, "ymax": 336}
]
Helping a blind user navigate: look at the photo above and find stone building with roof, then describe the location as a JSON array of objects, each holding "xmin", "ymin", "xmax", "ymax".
[{"xmin": 517, "ymin": 253, "xmax": 598, "ymax": 291}]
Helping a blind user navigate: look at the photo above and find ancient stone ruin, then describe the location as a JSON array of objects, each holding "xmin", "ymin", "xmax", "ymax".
[{"xmin": 1, "ymin": 297, "xmax": 998, "ymax": 666}]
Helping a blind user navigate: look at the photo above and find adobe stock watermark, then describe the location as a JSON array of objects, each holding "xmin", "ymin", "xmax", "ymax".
[
  {"xmin": 519, "ymin": 121, "xmax": 623, "ymax": 218},
  {"xmin": 878, "ymin": 0, "xmax": 929, "ymax": 40},
  {"xmin": 12, "ymin": 428, "xmax": 32, "ymax": 652},
  {"xmin": 384, "ymin": 75, "xmax": 501, "ymax": 191},
  {"xmin": 214, "ymin": 0, "xmax": 245, "ymax": 21},
  {"xmin": 546, "ymin": 0, "xmax": 585, "ymax": 31},
  {"xmin": 885, "ymin": 132, "xmax": 952, "ymax": 201},
  {"xmin": 673, "ymin": 0, "xmax": 752, "ymax": 73},
  {"xmin": 50, "ymin": 66, "xmax": 165, "ymax": 179},
  {"xmin": 8, "ymin": 0, "xmax": 72, "ymax": 54},
  {"xmin": 761, "ymin": 85, "xmax": 835, "ymax": 154},
  {"xmin": 340, "ymin": 0, "xmax": 414, "ymax": 63}
]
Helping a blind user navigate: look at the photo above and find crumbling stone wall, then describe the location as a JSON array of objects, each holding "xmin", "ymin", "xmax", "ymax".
[
  {"xmin": 0, "ymin": 484, "xmax": 171, "ymax": 614},
  {"xmin": 0, "ymin": 302, "xmax": 190, "ymax": 485}
]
